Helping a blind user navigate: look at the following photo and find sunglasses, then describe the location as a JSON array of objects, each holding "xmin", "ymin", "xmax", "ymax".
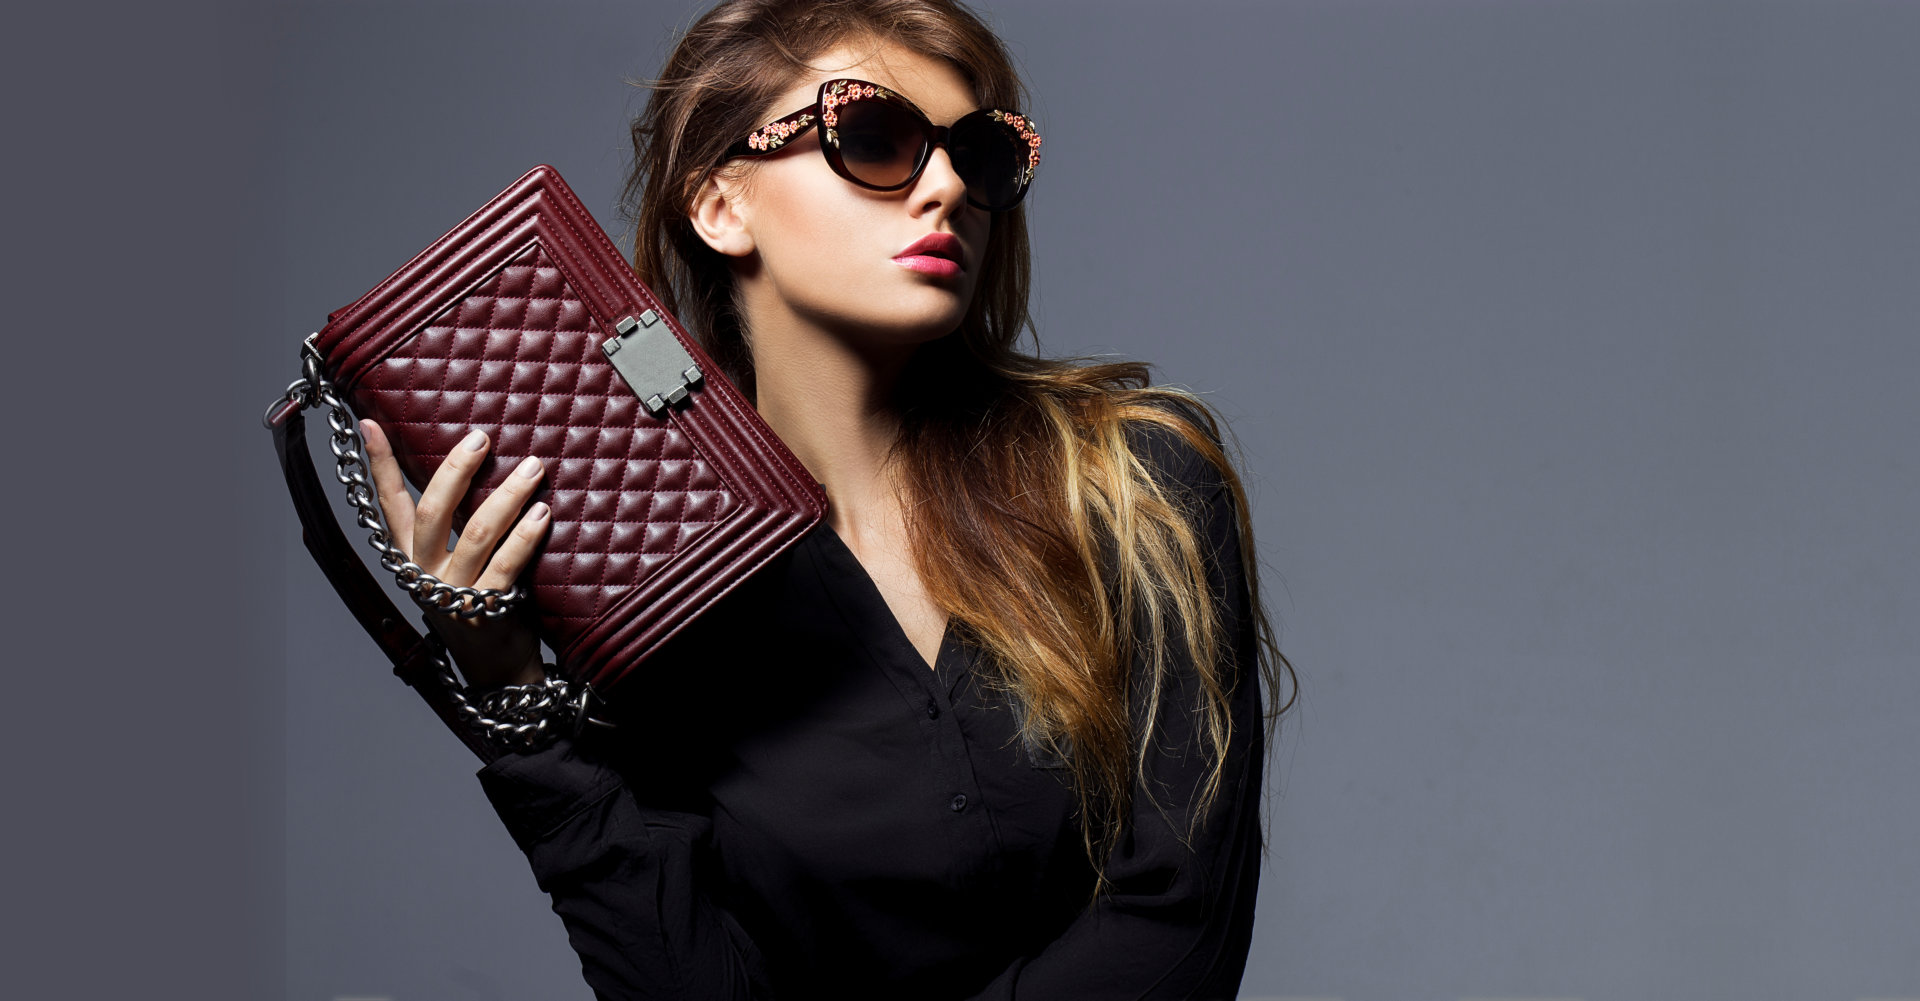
[{"xmin": 719, "ymin": 78, "xmax": 1042, "ymax": 212}]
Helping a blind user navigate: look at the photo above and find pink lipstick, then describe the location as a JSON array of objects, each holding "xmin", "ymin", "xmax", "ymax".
[{"xmin": 893, "ymin": 233, "xmax": 964, "ymax": 278}]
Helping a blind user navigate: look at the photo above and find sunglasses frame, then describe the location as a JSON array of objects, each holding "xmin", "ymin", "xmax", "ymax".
[{"xmin": 718, "ymin": 78, "xmax": 1042, "ymax": 212}]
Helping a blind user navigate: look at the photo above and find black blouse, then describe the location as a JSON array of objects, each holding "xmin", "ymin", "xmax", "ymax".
[{"xmin": 474, "ymin": 421, "xmax": 1266, "ymax": 1000}]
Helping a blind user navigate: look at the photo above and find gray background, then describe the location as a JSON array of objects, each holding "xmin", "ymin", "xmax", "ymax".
[{"xmin": 13, "ymin": 1, "xmax": 1915, "ymax": 999}]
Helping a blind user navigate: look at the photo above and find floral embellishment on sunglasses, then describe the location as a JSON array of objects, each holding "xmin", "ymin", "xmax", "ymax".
[
  {"xmin": 820, "ymin": 79, "xmax": 895, "ymax": 132},
  {"xmin": 987, "ymin": 109, "xmax": 1043, "ymax": 183},
  {"xmin": 745, "ymin": 112, "xmax": 815, "ymax": 152}
]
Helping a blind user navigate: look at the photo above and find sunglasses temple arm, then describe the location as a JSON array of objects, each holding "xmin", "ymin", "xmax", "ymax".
[{"xmin": 722, "ymin": 104, "xmax": 822, "ymax": 161}]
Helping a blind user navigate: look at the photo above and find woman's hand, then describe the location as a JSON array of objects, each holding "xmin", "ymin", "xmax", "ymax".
[{"xmin": 361, "ymin": 419, "xmax": 552, "ymax": 690}]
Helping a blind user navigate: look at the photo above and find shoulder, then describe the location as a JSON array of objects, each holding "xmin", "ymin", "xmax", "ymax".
[{"xmin": 1121, "ymin": 397, "xmax": 1229, "ymax": 500}]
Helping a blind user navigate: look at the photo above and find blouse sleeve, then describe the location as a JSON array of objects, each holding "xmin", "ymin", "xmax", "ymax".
[
  {"xmin": 958, "ymin": 422, "xmax": 1268, "ymax": 1001},
  {"xmin": 475, "ymin": 738, "xmax": 772, "ymax": 1000}
]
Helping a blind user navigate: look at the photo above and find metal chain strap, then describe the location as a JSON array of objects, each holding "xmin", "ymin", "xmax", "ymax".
[
  {"xmin": 427, "ymin": 640, "xmax": 605, "ymax": 755},
  {"xmin": 265, "ymin": 333, "xmax": 526, "ymax": 620}
]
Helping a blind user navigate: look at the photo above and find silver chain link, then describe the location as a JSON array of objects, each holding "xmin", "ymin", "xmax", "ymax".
[
  {"xmin": 268, "ymin": 333, "xmax": 526, "ymax": 620},
  {"xmin": 427, "ymin": 638, "xmax": 597, "ymax": 755}
]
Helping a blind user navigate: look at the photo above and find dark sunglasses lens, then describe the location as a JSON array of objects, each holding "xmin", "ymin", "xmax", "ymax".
[
  {"xmin": 950, "ymin": 114, "xmax": 1030, "ymax": 210},
  {"xmin": 834, "ymin": 97, "xmax": 928, "ymax": 188}
]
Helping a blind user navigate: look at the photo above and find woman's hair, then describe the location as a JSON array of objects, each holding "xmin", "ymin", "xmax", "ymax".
[{"xmin": 623, "ymin": 0, "xmax": 1296, "ymax": 902}]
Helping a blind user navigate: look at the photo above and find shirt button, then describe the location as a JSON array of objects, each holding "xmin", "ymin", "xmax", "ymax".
[
  {"xmin": 950, "ymin": 793, "xmax": 968, "ymax": 813},
  {"xmin": 926, "ymin": 700, "xmax": 940, "ymax": 719}
]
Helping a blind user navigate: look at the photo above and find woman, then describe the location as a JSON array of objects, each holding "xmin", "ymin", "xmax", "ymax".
[{"xmin": 357, "ymin": 1, "xmax": 1295, "ymax": 997}]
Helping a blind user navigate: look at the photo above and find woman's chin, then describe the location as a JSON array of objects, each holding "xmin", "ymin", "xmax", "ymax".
[{"xmin": 844, "ymin": 300, "xmax": 971, "ymax": 343}]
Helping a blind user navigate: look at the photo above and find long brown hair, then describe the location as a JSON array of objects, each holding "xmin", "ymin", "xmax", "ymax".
[{"xmin": 622, "ymin": 0, "xmax": 1296, "ymax": 901}]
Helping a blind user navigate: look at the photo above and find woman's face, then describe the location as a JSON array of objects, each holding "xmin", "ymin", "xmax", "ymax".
[{"xmin": 700, "ymin": 39, "xmax": 993, "ymax": 353}]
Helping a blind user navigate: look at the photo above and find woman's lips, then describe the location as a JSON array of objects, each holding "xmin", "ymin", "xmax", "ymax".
[
  {"xmin": 894, "ymin": 232, "xmax": 964, "ymax": 278},
  {"xmin": 892, "ymin": 254, "xmax": 962, "ymax": 278}
]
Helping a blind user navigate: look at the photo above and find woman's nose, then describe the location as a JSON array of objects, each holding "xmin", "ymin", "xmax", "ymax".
[{"xmin": 912, "ymin": 144, "xmax": 970, "ymax": 214}]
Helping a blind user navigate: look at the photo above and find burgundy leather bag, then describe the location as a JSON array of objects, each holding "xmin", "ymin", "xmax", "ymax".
[{"xmin": 265, "ymin": 165, "xmax": 826, "ymax": 762}]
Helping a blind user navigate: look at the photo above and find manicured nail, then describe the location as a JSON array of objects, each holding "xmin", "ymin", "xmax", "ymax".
[
  {"xmin": 358, "ymin": 419, "xmax": 375, "ymax": 440},
  {"xmin": 516, "ymin": 455, "xmax": 543, "ymax": 479},
  {"xmin": 530, "ymin": 502, "xmax": 550, "ymax": 521},
  {"xmin": 462, "ymin": 430, "xmax": 487, "ymax": 451}
]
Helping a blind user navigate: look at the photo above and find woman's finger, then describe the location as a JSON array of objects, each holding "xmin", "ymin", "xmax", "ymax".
[
  {"xmin": 445, "ymin": 454, "xmax": 545, "ymax": 583},
  {"xmin": 475, "ymin": 501, "xmax": 553, "ymax": 593},
  {"xmin": 413, "ymin": 428, "xmax": 492, "ymax": 574},
  {"xmin": 359, "ymin": 420, "xmax": 415, "ymax": 556}
]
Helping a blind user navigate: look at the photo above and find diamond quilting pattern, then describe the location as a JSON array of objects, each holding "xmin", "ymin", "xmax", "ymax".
[{"xmin": 351, "ymin": 243, "xmax": 737, "ymax": 641}]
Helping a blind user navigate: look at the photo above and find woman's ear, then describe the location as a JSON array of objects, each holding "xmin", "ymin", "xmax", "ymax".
[{"xmin": 688, "ymin": 172, "xmax": 755, "ymax": 258}]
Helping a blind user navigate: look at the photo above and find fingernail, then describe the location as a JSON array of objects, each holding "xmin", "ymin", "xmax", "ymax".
[
  {"xmin": 530, "ymin": 502, "xmax": 550, "ymax": 521},
  {"xmin": 358, "ymin": 419, "xmax": 375, "ymax": 439},
  {"xmin": 516, "ymin": 455, "xmax": 543, "ymax": 479},
  {"xmin": 462, "ymin": 430, "xmax": 487, "ymax": 451}
]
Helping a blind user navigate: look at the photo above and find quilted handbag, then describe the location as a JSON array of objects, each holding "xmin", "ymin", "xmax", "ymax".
[{"xmin": 264, "ymin": 164, "xmax": 827, "ymax": 762}]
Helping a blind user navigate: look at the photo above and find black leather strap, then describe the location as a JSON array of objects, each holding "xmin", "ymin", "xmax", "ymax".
[{"xmin": 269, "ymin": 401, "xmax": 503, "ymax": 765}]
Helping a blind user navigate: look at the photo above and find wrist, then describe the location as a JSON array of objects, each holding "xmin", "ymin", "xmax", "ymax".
[
  {"xmin": 499, "ymin": 652, "xmax": 547, "ymax": 688},
  {"xmin": 459, "ymin": 649, "xmax": 547, "ymax": 690}
]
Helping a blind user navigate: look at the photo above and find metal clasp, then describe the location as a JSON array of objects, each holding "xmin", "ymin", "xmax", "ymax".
[
  {"xmin": 261, "ymin": 332, "xmax": 327, "ymax": 428},
  {"xmin": 601, "ymin": 309, "xmax": 703, "ymax": 418}
]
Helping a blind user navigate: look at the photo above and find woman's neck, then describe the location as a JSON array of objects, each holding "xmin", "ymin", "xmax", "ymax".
[{"xmin": 747, "ymin": 316, "xmax": 917, "ymax": 542}]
